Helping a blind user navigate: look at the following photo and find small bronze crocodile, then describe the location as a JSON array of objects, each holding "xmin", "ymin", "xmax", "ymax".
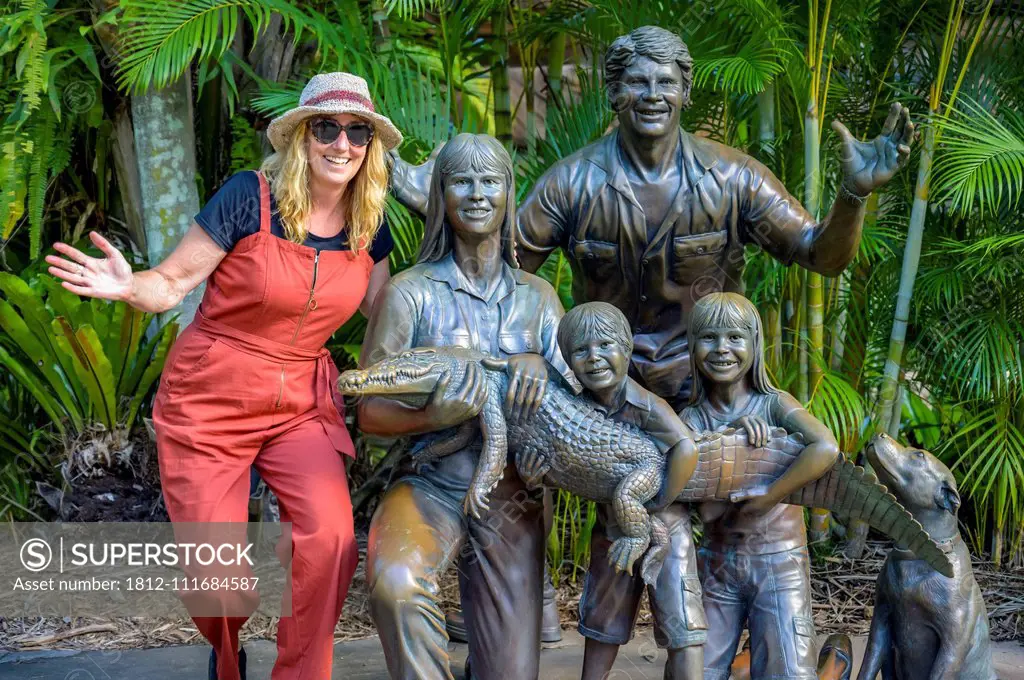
[{"xmin": 339, "ymin": 347, "xmax": 953, "ymax": 582}]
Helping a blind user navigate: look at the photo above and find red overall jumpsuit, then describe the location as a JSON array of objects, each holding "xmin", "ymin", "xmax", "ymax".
[{"xmin": 153, "ymin": 173, "xmax": 369, "ymax": 680}]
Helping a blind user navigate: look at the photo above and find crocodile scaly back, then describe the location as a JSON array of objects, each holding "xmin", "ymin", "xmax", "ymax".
[
  {"xmin": 524, "ymin": 378, "xmax": 663, "ymax": 501},
  {"xmin": 680, "ymin": 428, "xmax": 806, "ymax": 502},
  {"xmin": 682, "ymin": 428, "xmax": 954, "ymax": 578},
  {"xmin": 784, "ymin": 455, "xmax": 954, "ymax": 577}
]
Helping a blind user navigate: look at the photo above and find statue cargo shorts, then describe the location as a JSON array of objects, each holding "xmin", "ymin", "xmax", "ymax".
[
  {"xmin": 699, "ymin": 545, "xmax": 817, "ymax": 680},
  {"xmin": 578, "ymin": 501, "xmax": 707, "ymax": 649}
]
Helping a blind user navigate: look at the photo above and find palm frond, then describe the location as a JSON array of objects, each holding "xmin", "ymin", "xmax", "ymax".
[
  {"xmin": 932, "ymin": 97, "xmax": 1024, "ymax": 217},
  {"xmin": 117, "ymin": 0, "xmax": 311, "ymax": 92},
  {"xmin": 693, "ymin": 40, "xmax": 786, "ymax": 95},
  {"xmin": 807, "ymin": 361, "xmax": 867, "ymax": 451}
]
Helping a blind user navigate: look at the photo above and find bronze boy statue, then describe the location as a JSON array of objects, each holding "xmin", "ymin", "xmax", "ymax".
[
  {"xmin": 554, "ymin": 302, "xmax": 705, "ymax": 680},
  {"xmin": 680, "ymin": 292, "xmax": 840, "ymax": 680},
  {"xmin": 359, "ymin": 133, "xmax": 575, "ymax": 680}
]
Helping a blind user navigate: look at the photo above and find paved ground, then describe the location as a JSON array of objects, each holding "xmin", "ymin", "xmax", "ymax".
[{"xmin": 2, "ymin": 630, "xmax": 1022, "ymax": 679}]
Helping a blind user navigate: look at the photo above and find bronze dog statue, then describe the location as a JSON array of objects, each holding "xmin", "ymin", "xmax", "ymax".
[{"xmin": 859, "ymin": 433, "xmax": 996, "ymax": 680}]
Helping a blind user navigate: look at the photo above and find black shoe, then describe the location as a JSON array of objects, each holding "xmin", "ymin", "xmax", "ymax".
[
  {"xmin": 445, "ymin": 610, "xmax": 469, "ymax": 643},
  {"xmin": 816, "ymin": 633, "xmax": 852, "ymax": 680},
  {"xmin": 208, "ymin": 646, "xmax": 247, "ymax": 680}
]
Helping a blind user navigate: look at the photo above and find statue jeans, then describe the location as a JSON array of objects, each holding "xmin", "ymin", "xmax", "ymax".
[
  {"xmin": 699, "ymin": 545, "xmax": 817, "ymax": 680},
  {"xmin": 366, "ymin": 466, "xmax": 546, "ymax": 680}
]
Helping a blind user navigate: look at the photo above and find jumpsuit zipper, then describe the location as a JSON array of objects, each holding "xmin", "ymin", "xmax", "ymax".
[{"xmin": 277, "ymin": 250, "xmax": 320, "ymax": 408}]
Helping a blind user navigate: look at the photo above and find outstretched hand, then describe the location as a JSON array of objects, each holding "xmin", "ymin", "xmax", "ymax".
[
  {"xmin": 833, "ymin": 102, "xmax": 915, "ymax": 198},
  {"xmin": 44, "ymin": 231, "xmax": 133, "ymax": 301}
]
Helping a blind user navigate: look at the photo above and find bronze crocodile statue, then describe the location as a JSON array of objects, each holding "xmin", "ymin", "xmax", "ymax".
[{"xmin": 339, "ymin": 346, "xmax": 953, "ymax": 582}]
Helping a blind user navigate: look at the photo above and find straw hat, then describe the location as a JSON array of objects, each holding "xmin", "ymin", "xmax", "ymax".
[{"xmin": 267, "ymin": 72, "xmax": 403, "ymax": 152}]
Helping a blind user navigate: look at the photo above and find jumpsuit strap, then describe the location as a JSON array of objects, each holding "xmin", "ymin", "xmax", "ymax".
[{"xmin": 255, "ymin": 171, "xmax": 271, "ymax": 233}]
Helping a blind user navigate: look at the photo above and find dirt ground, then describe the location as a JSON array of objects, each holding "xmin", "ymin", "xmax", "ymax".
[{"xmin": 2, "ymin": 533, "xmax": 1021, "ymax": 653}]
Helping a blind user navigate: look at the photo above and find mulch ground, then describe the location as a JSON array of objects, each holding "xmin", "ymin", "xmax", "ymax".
[{"xmin": 2, "ymin": 537, "xmax": 1021, "ymax": 652}]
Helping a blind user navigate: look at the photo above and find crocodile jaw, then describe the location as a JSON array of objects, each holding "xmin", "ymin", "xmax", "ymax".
[{"xmin": 337, "ymin": 367, "xmax": 443, "ymax": 397}]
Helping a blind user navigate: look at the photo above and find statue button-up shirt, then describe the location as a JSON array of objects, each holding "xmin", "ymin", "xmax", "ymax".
[
  {"xmin": 361, "ymin": 253, "xmax": 575, "ymax": 493},
  {"xmin": 518, "ymin": 129, "xmax": 816, "ymax": 404}
]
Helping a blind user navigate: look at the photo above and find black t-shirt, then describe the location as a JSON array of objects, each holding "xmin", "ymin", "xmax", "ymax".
[{"xmin": 194, "ymin": 171, "xmax": 394, "ymax": 262}]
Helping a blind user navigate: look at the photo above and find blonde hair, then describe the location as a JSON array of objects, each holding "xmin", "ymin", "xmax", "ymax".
[
  {"xmin": 688, "ymin": 292, "xmax": 778, "ymax": 405},
  {"xmin": 259, "ymin": 117, "xmax": 388, "ymax": 251}
]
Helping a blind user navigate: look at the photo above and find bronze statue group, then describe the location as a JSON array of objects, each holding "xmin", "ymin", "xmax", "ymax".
[
  {"xmin": 364, "ymin": 25, "xmax": 994, "ymax": 680},
  {"xmin": 49, "ymin": 20, "xmax": 994, "ymax": 680}
]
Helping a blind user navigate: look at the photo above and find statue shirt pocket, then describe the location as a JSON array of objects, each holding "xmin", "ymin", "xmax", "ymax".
[
  {"xmin": 498, "ymin": 331, "xmax": 540, "ymax": 356},
  {"xmin": 671, "ymin": 230, "xmax": 728, "ymax": 284},
  {"xmin": 420, "ymin": 330, "xmax": 473, "ymax": 349},
  {"xmin": 571, "ymin": 237, "xmax": 619, "ymax": 281}
]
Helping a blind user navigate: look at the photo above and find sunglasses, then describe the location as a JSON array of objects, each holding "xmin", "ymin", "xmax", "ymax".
[{"xmin": 308, "ymin": 118, "xmax": 375, "ymax": 147}]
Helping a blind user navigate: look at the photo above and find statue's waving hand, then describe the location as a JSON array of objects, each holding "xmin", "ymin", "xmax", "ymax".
[{"xmin": 833, "ymin": 102, "xmax": 915, "ymax": 198}]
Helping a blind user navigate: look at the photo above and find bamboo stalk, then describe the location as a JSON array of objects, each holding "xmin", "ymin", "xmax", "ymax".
[
  {"xmin": 547, "ymin": 32, "xmax": 567, "ymax": 104},
  {"xmin": 849, "ymin": 0, "xmax": 995, "ymax": 560},
  {"xmin": 491, "ymin": 7, "xmax": 512, "ymax": 144},
  {"xmin": 806, "ymin": 0, "xmax": 831, "ymax": 543}
]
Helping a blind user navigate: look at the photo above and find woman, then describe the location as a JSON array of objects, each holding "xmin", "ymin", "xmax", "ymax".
[
  {"xmin": 358, "ymin": 133, "xmax": 575, "ymax": 680},
  {"xmin": 45, "ymin": 72, "xmax": 402, "ymax": 680}
]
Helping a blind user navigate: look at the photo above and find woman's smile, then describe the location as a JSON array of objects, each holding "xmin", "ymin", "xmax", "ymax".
[
  {"xmin": 323, "ymin": 155, "xmax": 352, "ymax": 167},
  {"xmin": 459, "ymin": 206, "xmax": 493, "ymax": 220}
]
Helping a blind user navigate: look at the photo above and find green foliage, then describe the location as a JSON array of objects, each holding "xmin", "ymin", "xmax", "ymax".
[
  {"xmin": 0, "ymin": 375, "xmax": 51, "ymax": 520},
  {"xmin": 0, "ymin": 0, "xmax": 104, "ymax": 258},
  {"xmin": 228, "ymin": 115, "xmax": 263, "ymax": 174},
  {"xmin": 517, "ymin": 66, "xmax": 612, "ymax": 198},
  {"xmin": 118, "ymin": 0, "xmax": 297, "ymax": 92},
  {"xmin": 0, "ymin": 267, "xmax": 178, "ymax": 448},
  {"xmin": 932, "ymin": 98, "xmax": 1024, "ymax": 218},
  {"xmin": 535, "ymin": 251, "xmax": 574, "ymax": 313},
  {"xmin": 548, "ymin": 489, "xmax": 596, "ymax": 587}
]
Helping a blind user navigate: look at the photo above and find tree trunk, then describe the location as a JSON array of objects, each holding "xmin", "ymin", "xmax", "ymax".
[
  {"xmin": 370, "ymin": 0, "xmax": 393, "ymax": 55},
  {"xmin": 491, "ymin": 8, "xmax": 512, "ymax": 144},
  {"xmin": 197, "ymin": 73, "xmax": 223, "ymax": 201},
  {"xmin": 757, "ymin": 83, "xmax": 775, "ymax": 162},
  {"xmin": 547, "ymin": 32, "xmax": 567, "ymax": 105},
  {"xmin": 765, "ymin": 303, "xmax": 782, "ymax": 375},
  {"xmin": 90, "ymin": 0, "xmax": 145, "ymax": 251},
  {"xmin": 110, "ymin": 104, "xmax": 146, "ymax": 250},
  {"xmin": 873, "ymin": 123, "xmax": 934, "ymax": 429},
  {"xmin": 847, "ymin": 123, "xmax": 936, "ymax": 559},
  {"xmin": 131, "ymin": 74, "xmax": 204, "ymax": 327}
]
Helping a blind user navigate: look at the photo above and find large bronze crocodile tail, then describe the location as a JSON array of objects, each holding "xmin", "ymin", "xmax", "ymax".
[{"xmin": 785, "ymin": 457, "xmax": 955, "ymax": 577}]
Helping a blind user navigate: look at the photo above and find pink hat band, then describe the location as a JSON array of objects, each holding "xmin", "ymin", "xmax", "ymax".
[
  {"xmin": 266, "ymin": 71, "xmax": 403, "ymax": 152},
  {"xmin": 303, "ymin": 89, "xmax": 375, "ymax": 111}
]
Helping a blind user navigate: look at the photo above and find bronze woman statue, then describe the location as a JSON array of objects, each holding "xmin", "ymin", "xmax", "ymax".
[{"xmin": 358, "ymin": 133, "xmax": 575, "ymax": 679}]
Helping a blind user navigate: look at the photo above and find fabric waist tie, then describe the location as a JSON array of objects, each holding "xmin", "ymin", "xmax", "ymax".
[{"xmin": 194, "ymin": 309, "xmax": 351, "ymax": 454}]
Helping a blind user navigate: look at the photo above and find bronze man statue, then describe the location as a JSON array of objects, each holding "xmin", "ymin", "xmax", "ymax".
[
  {"xmin": 391, "ymin": 25, "xmax": 914, "ymax": 680},
  {"xmin": 360, "ymin": 133, "xmax": 575, "ymax": 680},
  {"xmin": 518, "ymin": 26, "xmax": 912, "ymax": 680}
]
